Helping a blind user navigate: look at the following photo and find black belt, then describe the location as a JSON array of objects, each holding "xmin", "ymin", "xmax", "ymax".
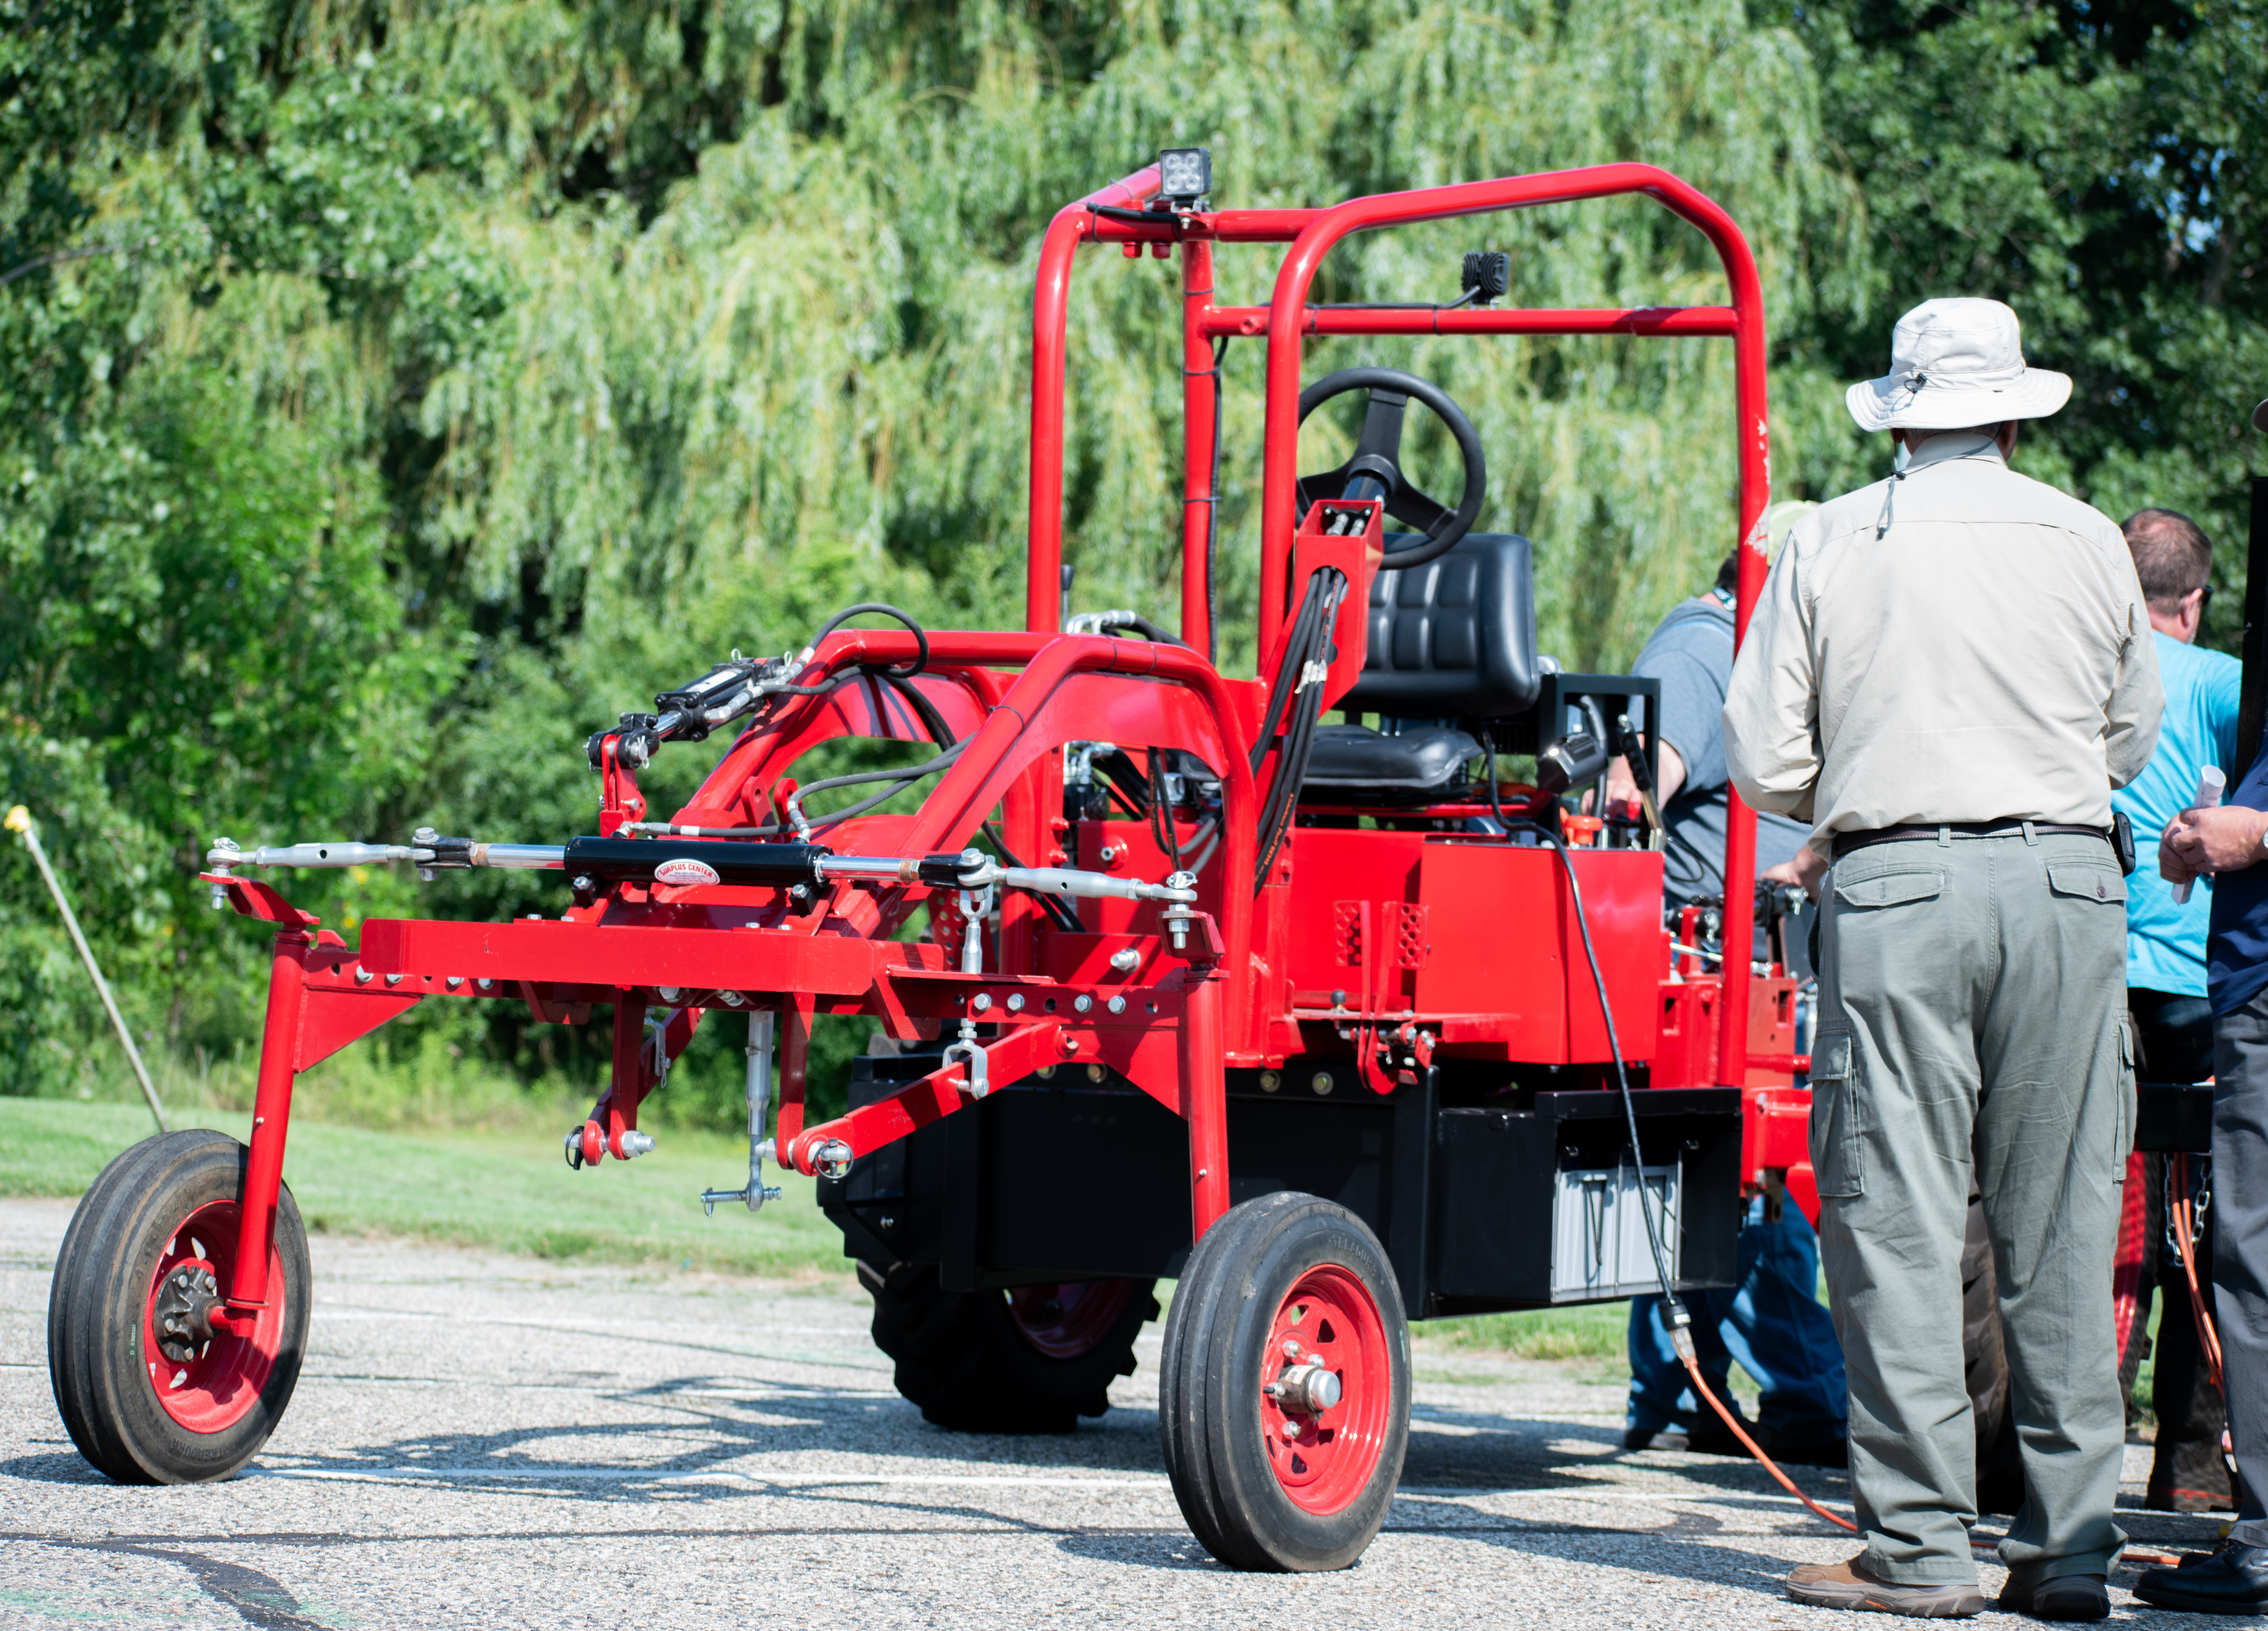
[{"xmin": 1830, "ymin": 821, "xmax": 2111, "ymax": 862}]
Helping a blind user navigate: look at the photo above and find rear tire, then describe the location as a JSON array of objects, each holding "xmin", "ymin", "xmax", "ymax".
[
  {"xmin": 1158, "ymin": 1191, "xmax": 1410, "ymax": 1572},
  {"xmin": 864, "ymin": 1261, "xmax": 1157, "ymax": 1433},
  {"xmin": 50, "ymin": 1130, "xmax": 311, "ymax": 1484}
]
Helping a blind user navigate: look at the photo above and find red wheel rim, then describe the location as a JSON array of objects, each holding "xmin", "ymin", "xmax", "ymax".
[
  {"xmin": 1007, "ymin": 1279, "xmax": 1135, "ymax": 1359},
  {"xmin": 1259, "ymin": 1264, "xmax": 1392, "ymax": 1514},
  {"xmin": 141, "ymin": 1200, "xmax": 285, "ymax": 1433}
]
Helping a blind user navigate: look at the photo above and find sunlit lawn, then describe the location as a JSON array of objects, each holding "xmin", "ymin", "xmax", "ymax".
[{"xmin": 0, "ymin": 1098, "xmax": 849, "ymax": 1280}]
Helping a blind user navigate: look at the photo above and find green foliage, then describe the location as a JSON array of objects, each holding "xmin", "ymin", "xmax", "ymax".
[{"xmin": 2, "ymin": 0, "xmax": 2261, "ymax": 1120}]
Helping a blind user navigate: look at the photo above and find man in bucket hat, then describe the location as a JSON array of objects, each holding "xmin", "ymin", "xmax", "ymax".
[{"xmin": 1726, "ymin": 298, "xmax": 2163, "ymax": 1618}]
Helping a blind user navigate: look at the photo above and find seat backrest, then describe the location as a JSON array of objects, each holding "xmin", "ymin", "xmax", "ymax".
[{"xmin": 1341, "ymin": 533, "xmax": 1540, "ymax": 718}]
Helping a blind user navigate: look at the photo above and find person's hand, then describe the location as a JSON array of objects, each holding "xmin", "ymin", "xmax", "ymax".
[
  {"xmin": 2163, "ymin": 805, "xmax": 2268, "ymax": 879},
  {"xmin": 1600, "ymin": 754, "xmax": 1639, "ymax": 811},
  {"xmin": 1761, "ymin": 845, "xmax": 1829, "ymax": 902},
  {"xmin": 2159, "ymin": 824, "xmax": 2199, "ymax": 887}
]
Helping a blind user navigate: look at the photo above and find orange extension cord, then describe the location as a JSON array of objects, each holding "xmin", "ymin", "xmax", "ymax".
[
  {"xmin": 2171, "ymin": 1151, "xmax": 2227, "ymax": 1392},
  {"xmin": 1672, "ymin": 1270, "xmax": 2200, "ymax": 1570}
]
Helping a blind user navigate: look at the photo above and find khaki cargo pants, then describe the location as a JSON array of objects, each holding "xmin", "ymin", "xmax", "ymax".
[{"xmin": 1814, "ymin": 828, "xmax": 2132, "ymax": 1586}]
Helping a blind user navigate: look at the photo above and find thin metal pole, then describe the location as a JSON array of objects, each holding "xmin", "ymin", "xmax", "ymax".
[{"xmin": 4, "ymin": 806, "xmax": 167, "ymax": 1134}]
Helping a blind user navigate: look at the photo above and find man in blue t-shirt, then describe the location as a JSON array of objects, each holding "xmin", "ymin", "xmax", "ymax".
[
  {"xmin": 2111, "ymin": 508, "xmax": 2240, "ymax": 1515},
  {"xmin": 1609, "ymin": 551, "xmax": 1848, "ymax": 1467},
  {"xmin": 2144, "ymin": 402, "xmax": 2268, "ymax": 1614}
]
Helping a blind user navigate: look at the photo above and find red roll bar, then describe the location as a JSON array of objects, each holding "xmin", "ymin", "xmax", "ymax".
[{"xmin": 1026, "ymin": 161, "xmax": 1775, "ymax": 1088}]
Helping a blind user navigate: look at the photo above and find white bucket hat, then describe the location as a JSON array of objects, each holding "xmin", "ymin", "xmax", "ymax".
[{"xmin": 1845, "ymin": 297, "xmax": 2071, "ymax": 432}]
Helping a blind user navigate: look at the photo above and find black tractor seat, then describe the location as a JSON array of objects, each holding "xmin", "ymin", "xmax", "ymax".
[
  {"xmin": 1295, "ymin": 532, "xmax": 1536, "ymax": 807},
  {"xmin": 1341, "ymin": 532, "xmax": 1540, "ymax": 718},
  {"xmin": 1301, "ymin": 724, "xmax": 1479, "ymax": 806}
]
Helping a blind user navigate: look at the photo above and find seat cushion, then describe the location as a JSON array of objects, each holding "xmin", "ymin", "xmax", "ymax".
[{"xmin": 1302, "ymin": 724, "xmax": 1478, "ymax": 800}]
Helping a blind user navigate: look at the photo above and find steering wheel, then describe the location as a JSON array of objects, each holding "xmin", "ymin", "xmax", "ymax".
[{"xmin": 1296, "ymin": 367, "xmax": 1487, "ymax": 569}]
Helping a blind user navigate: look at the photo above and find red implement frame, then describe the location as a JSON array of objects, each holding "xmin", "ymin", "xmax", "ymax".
[{"xmin": 215, "ymin": 161, "xmax": 1792, "ymax": 1311}]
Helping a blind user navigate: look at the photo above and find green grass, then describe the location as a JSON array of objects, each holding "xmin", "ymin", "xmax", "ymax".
[
  {"xmin": 1419, "ymin": 1301, "xmax": 1631, "ymax": 1361},
  {"xmin": 0, "ymin": 1098, "xmax": 853, "ymax": 1280}
]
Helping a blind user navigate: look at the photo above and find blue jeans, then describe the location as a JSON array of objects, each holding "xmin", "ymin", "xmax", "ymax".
[{"xmin": 1627, "ymin": 1193, "xmax": 1847, "ymax": 1443}]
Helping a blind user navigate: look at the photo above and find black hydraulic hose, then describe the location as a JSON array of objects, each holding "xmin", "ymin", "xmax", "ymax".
[
  {"xmin": 1248, "ymin": 568, "xmax": 1332, "ymax": 775},
  {"xmin": 1250, "ymin": 567, "xmax": 1346, "ymax": 891},
  {"xmin": 878, "ymin": 667, "xmax": 956, "ymax": 749},
  {"xmin": 1481, "ymin": 737, "xmax": 1865, "ymax": 1539},
  {"xmin": 1503, "ymin": 814, "xmax": 1686, "ymax": 1334},
  {"xmin": 793, "ymin": 739, "xmax": 969, "ymax": 831},
  {"xmin": 813, "ymin": 602, "xmax": 930, "ymax": 676},
  {"xmin": 1102, "ymin": 614, "xmax": 1188, "ymax": 647}
]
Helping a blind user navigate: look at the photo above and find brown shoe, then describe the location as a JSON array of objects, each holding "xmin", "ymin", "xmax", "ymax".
[{"xmin": 1787, "ymin": 1558, "xmax": 1987, "ymax": 1617}]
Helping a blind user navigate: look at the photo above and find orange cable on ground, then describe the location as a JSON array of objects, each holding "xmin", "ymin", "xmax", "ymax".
[
  {"xmin": 1677, "ymin": 1303, "xmax": 2191, "ymax": 1567},
  {"xmin": 1676, "ymin": 1337, "xmax": 1860, "ymax": 1533}
]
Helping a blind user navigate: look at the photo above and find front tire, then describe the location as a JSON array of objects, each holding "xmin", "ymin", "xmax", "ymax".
[
  {"xmin": 1158, "ymin": 1192, "xmax": 1411, "ymax": 1572},
  {"xmin": 50, "ymin": 1130, "xmax": 310, "ymax": 1484}
]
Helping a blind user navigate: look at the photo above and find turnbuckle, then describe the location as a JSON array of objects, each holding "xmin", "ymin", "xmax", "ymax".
[{"xmin": 703, "ymin": 1011, "xmax": 783, "ymax": 1215}]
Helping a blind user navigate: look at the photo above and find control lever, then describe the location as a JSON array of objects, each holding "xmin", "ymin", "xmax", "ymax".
[{"xmin": 1613, "ymin": 712, "xmax": 1667, "ymax": 849}]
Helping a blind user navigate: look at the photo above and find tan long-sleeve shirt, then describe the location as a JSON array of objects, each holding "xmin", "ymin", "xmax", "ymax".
[{"xmin": 1723, "ymin": 433, "xmax": 2163, "ymax": 854}]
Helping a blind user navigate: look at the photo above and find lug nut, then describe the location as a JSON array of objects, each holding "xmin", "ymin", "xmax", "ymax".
[
  {"xmin": 1282, "ymin": 1338, "xmax": 1302, "ymax": 1358},
  {"xmin": 1281, "ymin": 1420, "xmax": 1302, "ymax": 1440}
]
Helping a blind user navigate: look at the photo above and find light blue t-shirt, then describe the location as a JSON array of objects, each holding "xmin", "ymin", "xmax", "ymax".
[{"xmin": 2115, "ymin": 630, "xmax": 2241, "ymax": 997}]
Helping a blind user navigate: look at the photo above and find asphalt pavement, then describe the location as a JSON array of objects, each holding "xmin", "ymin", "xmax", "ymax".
[{"xmin": 0, "ymin": 1195, "xmax": 2235, "ymax": 1629}]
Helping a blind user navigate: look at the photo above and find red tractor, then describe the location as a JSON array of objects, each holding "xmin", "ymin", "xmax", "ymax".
[{"xmin": 49, "ymin": 155, "xmax": 1814, "ymax": 1572}]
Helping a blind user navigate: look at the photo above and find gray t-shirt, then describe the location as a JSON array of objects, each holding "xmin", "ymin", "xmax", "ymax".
[{"xmin": 1633, "ymin": 591, "xmax": 1808, "ymax": 904}]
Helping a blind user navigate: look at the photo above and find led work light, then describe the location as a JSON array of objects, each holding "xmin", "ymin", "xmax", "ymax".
[{"xmin": 1157, "ymin": 146, "xmax": 1212, "ymax": 206}]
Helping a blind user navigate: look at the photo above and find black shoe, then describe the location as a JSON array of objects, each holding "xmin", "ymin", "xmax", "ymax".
[
  {"xmin": 1996, "ymin": 1574, "xmax": 2107, "ymax": 1622},
  {"xmin": 2134, "ymin": 1541, "xmax": 2268, "ymax": 1614},
  {"xmin": 1622, "ymin": 1425, "xmax": 1688, "ymax": 1451}
]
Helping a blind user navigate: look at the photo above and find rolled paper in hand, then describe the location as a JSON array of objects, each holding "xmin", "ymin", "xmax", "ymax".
[{"xmin": 2172, "ymin": 764, "xmax": 2229, "ymax": 905}]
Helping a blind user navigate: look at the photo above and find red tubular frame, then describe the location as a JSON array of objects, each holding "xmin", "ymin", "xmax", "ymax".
[
  {"xmin": 215, "ymin": 163, "xmax": 1781, "ymax": 1309},
  {"xmin": 1028, "ymin": 164, "xmax": 1163, "ymax": 635}
]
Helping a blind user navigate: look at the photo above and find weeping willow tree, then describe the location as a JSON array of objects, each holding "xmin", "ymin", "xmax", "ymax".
[
  {"xmin": 0, "ymin": 0, "xmax": 1875, "ymax": 1094},
  {"xmin": 437, "ymin": 0, "xmax": 1867, "ymax": 676}
]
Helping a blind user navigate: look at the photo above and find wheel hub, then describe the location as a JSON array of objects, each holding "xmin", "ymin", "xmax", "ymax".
[
  {"xmin": 153, "ymin": 1262, "xmax": 220, "ymax": 1364},
  {"xmin": 1258, "ymin": 1263, "xmax": 1393, "ymax": 1513},
  {"xmin": 1267, "ymin": 1359, "xmax": 1343, "ymax": 1415}
]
